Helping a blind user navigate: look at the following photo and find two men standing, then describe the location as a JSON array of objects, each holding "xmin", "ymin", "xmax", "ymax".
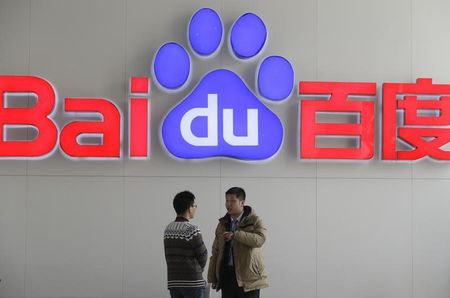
[{"xmin": 164, "ymin": 187, "xmax": 268, "ymax": 298}]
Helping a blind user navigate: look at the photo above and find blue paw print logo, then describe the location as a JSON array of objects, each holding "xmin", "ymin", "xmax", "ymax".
[{"xmin": 154, "ymin": 8, "xmax": 294, "ymax": 160}]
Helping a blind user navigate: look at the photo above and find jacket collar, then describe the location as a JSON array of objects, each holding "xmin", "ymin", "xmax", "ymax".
[{"xmin": 219, "ymin": 205, "xmax": 253, "ymax": 224}]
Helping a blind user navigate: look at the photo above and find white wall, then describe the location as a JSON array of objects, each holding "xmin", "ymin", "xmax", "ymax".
[{"xmin": 1, "ymin": 0, "xmax": 450, "ymax": 297}]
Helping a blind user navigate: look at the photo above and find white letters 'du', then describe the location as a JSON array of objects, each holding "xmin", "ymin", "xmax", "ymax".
[{"xmin": 180, "ymin": 94, "xmax": 259, "ymax": 147}]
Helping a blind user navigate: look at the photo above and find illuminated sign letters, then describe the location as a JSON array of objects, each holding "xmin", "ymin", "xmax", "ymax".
[
  {"xmin": 0, "ymin": 8, "xmax": 449, "ymax": 161},
  {"xmin": 0, "ymin": 75, "xmax": 150, "ymax": 159}
]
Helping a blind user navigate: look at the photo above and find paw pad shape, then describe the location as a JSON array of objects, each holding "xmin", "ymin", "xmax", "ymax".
[{"xmin": 154, "ymin": 8, "xmax": 294, "ymax": 160}]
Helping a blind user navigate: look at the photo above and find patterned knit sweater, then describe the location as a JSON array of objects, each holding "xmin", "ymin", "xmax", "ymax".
[{"xmin": 164, "ymin": 217, "xmax": 208, "ymax": 289}]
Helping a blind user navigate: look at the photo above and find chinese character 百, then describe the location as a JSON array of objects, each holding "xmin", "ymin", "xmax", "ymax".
[{"xmin": 299, "ymin": 81, "xmax": 376, "ymax": 159}]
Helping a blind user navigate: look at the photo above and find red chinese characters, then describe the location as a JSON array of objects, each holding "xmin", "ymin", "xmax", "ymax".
[
  {"xmin": 383, "ymin": 78, "xmax": 450, "ymax": 160},
  {"xmin": 299, "ymin": 81, "xmax": 376, "ymax": 159}
]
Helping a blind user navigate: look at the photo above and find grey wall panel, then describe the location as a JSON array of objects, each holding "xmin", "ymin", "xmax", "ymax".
[
  {"xmin": 0, "ymin": 0, "xmax": 29, "ymax": 74},
  {"xmin": 26, "ymin": 177, "xmax": 124, "ymax": 298},
  {"xmin": 0, "ymin": 176, "xmax": 27, "ymax": 298},
  {"xmin": 413, "ymin": 180, "xmax": 450, "ymax": 298},
  {"xmin": 317, "ymin": 179, "xmax": 412, "ymax": 298},
  {"xmin": 317, "ymin": 0, "xmax": 411, "ymax": 82},
  {"xmin": 412, "ymin": 0, "xmax": 450, "ymax": 82}
]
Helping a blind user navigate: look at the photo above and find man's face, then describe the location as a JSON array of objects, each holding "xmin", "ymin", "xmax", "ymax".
[
  {"xmin": 188, "ymin": 200, "xmax": 197, "ymax": 219},
  {"xmin": 225, "ymin": 194, "xmax": 244, "ymax": 217}
]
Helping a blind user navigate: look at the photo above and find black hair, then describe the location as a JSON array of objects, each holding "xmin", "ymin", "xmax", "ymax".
[
  {"xmin": 225, "ymin": 187, "xmax": 246, "ymax": 201},
  {"xmin": 173, "ymin": 191, "xmax": 195, "ymax": 215}
]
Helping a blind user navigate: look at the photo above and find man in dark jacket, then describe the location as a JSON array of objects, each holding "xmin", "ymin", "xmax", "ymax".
[
  {"xmin": 164, "ymin": 191, "xmax": 208, "ymax": 298},
  {"xmin": 208, "ymin": 187, "xmax": 268, "ymax": 298}
]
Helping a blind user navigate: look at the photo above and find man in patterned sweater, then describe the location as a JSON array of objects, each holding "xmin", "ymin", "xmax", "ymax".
[{"xmin": 164, "ymin": 191, "xmax": 208, "ymax": 298}]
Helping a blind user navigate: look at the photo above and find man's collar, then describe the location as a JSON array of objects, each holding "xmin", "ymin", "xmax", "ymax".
[{"xmin": 231, "ymin": 211, "xmax": 244, "ymax": 223}]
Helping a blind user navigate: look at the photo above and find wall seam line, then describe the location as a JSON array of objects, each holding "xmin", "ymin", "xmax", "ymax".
[
  {"xmin": 6, "ymin": 174, "xmax": 450, "ymax": 180},
  {"xmin": 315, "ymin": 0, "xmax": 319, "ymax": 296},
  {"xmin": 122, "ymin": 0, "xmax": 128, "ymax": 297},
  {"xmin": 410, "ymin": 1, "xmax": 414, "ymax": 297},
  {"xmin": 24, "ymin": 1, "xmax": 32, "ymax": 297}
]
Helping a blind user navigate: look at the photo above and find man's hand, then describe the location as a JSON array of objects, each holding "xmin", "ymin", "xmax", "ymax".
[
  {"xmin": 223, "ymin": 231, "xmax": 234, "ymax": 241},
  {"xmin": 211, "ymin": 283, "xmax": 217, "ymax": 289}
]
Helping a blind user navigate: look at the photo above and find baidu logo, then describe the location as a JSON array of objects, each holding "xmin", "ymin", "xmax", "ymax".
[{"xmin": 155, "ymin": 8, "xmax": 294, "ymax": 160}]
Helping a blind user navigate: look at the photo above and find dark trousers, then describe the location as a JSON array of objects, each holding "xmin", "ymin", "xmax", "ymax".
[
  {"xmin": 169, "ymin": 287, "xmax": 204, "ymax": 298},
  {"xmin": 221, "ymin": 266, "xmax": 260, "ymax": 298}
]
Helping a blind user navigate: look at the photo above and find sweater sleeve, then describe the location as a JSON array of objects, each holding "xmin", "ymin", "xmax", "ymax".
[{"xmin": 192, "ymin": 230, "xmax": 208, "ymax": 270}]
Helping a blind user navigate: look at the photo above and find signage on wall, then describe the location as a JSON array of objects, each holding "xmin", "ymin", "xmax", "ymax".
[{"xmin": 0, "ymin": 8, "xmax": 449, "ymax": 161}]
